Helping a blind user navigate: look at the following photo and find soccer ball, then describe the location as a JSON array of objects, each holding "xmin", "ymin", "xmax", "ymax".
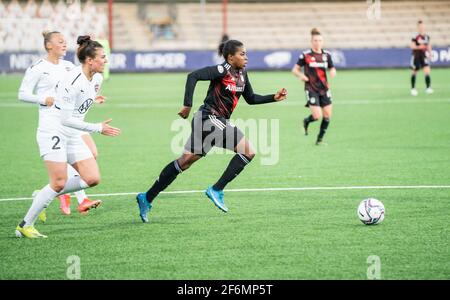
[{"xmin": 357, "ymin": 198, "xmax": 385, "ymax": 225}]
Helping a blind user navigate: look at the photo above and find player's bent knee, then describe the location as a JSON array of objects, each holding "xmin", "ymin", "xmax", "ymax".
[
  {"xmin": 52, "ymin": 178, "xmax": 67, "ymax": 192},
  {"xmin": 246, "ymin": 152, "xmax": 256, "ymax": 160},
  {"xmin": 84, "ymin": 176, "xmax": 101, "ymax": 187},
  {"xmin": 179, "ymin": 158, "xmax": 194, "ymax": 170}
]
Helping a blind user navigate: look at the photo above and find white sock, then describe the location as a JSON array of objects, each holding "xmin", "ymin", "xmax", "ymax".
[
  {"xmin": 67, "ymin": 165, "xmax": 88, "ymax": 204},
  {"xmin": 74, "ymin": 190, "xmax": 87, "ymax": 204},
  {"xmin": 23, "ymin": 185, "xmax": 58, "ymax": 226},
  {"xmin": 57, "ymin": 177, "xmax": 89, "ymax": 196}
]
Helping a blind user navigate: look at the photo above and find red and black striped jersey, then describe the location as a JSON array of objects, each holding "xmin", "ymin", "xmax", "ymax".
[
  {"xmin": 296, "ymin": 49, "xmax": 334, "ymax": 95},
  {"xmin": 184, "ymin": 62, "xmax": 275, "ymax": 119},
  {"xmin": 411, "ymin": 33, "xmax": 430, "ymax": 57}
]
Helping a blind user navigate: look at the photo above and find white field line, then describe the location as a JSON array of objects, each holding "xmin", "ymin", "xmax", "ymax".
[
  {"xmin": 1, "ymin": 185, "xmax": 450, "ymax": 203},
  {"xmin": 1, "ymin": 98, "xmax": 449, "ymax": 109}
]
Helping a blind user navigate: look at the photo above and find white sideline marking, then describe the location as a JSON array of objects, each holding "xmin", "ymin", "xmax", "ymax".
[
  {"xmin": 1, "ymin": 185, "xmax": 450, "ymax": 203},
  {"xmin": 1, "ymin": 98, "xmax": 449, "ymax": 109}
]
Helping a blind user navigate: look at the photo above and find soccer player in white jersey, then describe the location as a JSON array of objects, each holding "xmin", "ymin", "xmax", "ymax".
[
  {"xmin": 15, "ymin": 35, "xmax": 121, "ymax": 238},
  {"xmin": 18, "ymin": 31, "xmax": 102, "ymax": 220}
]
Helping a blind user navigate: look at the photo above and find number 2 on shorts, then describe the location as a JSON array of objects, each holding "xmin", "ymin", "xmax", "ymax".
[{"xmin": 51, "ymin": 136, "xmax": 61, "ymax": 150}]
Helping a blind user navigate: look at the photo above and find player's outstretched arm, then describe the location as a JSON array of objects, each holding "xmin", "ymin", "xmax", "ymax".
[
  {"xmin": 100, "ymin": 119, "xmax": 121, "ymax": 136},
  {"xmin": 243, "ymin": 74, "xmax": 285, "ymax": 105}
]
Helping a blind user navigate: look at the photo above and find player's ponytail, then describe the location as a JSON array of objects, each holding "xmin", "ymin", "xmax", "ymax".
[
  {"xmin": 76, "ymin": 35, "xmax": 103, "ymax": 63},
  {"xmin": 42, "ymin": 30, "xmax": 60, "ymax": 51},
  {"xmin": 311, "ymin": 28, "xmax": 321, "ymax": 36},
  {"xmin": 218, "ymin": 39, "xmax": 244, "ymax": 61}
]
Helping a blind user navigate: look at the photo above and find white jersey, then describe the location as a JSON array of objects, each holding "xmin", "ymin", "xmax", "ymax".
[
  {"xmin": 54, "ymin": 66, "xmax": 104, "ymax": 137},
  {"xmin": 18, "ymin": 58, "xmax": 75, "ymax": 133}
]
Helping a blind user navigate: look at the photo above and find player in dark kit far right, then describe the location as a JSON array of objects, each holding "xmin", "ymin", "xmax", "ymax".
[
  {"xmin": 292, "ymin": 28, "xmax": 336, "ymax": 146},
  {"xmin": 135, "ymin": 39, "xmax": 287, "ymax": 223},
  {"xmin": 410, "ymin": 20, "xmax": 433, "ymax": 96}
]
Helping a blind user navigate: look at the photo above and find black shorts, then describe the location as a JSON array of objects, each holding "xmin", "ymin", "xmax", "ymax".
[
  {"xmin": 305, "ymin": 90, "xmax": 332, "ymax": 107},
  {"xmin": 184, "ymin": 110, "xmax": 245, "ymax": 156},
  {"xmin": 410, "ymin": 55, "xmax": 430, "ymax": 71}
]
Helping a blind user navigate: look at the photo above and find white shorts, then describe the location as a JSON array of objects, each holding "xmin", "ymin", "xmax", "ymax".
[{"xmin": 37, "ymin": 130, "xmax": 93, "ymax": 164}]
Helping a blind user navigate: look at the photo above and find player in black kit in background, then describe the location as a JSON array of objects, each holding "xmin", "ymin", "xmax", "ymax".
[
  {"xmin": 292, "ymin": 28, "xmax": 336, "ymax": 146},
  {"xmin": 410, "ymin": 20, "xmax": 433, "ymax": 96},
  {"xmin": 136, "ymin": 40, "xmax": 287, "ymax": 222}
]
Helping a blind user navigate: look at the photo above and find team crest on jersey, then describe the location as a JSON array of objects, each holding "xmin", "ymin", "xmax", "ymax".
[
  {"xmin": 217, "ymin": 65, "xmax": 224, "ymax": 73},
  {"xmin": 78, "ymin": 98, "xmax": 94, "ymax": 114},
  {"xmin": 95, "ymin": 84, "xmax": 100, "ymax": 93},
  {"xmin": 310, "ymin": 56, "xmax": 316, "ymax": 61}
]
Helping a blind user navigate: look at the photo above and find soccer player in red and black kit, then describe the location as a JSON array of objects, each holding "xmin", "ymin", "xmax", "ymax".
[
  {"xmin": 410, "ymin": 20, "xmax": 433, "ymax": 96},
  {"xmin": 135, "ymin": 40, "xmax": 287, "ymax": 222},
  {"xmin": 292, "ymin": 28, "xmax": 336, "ymax": 145}
]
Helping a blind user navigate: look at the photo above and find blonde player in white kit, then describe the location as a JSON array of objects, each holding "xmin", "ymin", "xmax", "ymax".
[
  {"xmin": 18, "ymin": 31, "xmax": 103, "ymax": 219},
  {"xmin": 16, "ymin": 35, "xmax": 121, "ymax": 238}
]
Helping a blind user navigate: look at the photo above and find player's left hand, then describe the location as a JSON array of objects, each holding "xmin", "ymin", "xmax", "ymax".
[
  {"xmin": 95, "ymin": 95, "xmax": 106, "ymax": 104},
  {"xmin": 274, "ymin": 88, "xmax": 287, "ymax": 101}
]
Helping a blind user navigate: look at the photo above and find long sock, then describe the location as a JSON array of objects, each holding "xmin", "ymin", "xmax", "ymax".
[
  {"xmin": 304, "ymin": 114, "xmax": 317, "ymax": 126},
  {"xmin": 67, "ymin": 164, "xmax": 86, "ymax": 204},
  {"xmin": 317, "ymin": 118, "xmax": 330, "ymax": 142},
  {"xmin": 74, "ymin": 190, "xmax": 87, "ymax": 204},
  {"xmin": 425, "ymin": 75, "xmax": 431, "ymax": 88},
  {"xmin": 22, "ymin": 185, "xmax": 58, "ymax": 226},
  {"xmin": 411, "ymin": 74, "xmax": 416, "ymax": 89},
  {"xmin": 146, "ymin": 160, "xmax": 182, "ymax": 203},
  {"xmin": 213, "ymin": 154, "xmax": 253, "ymax": 191},
  {"xmin": 20, "ymin": 178, "xmax": 89, "ymax": 227},
  {"xmin": 57, "ymin": 177, "xmax": 89, "ymax": 196}
]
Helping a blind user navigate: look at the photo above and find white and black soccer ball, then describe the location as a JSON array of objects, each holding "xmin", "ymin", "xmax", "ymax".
[{"xmin": 357, "ymin": 198, "xmax": 385, "ymax": 225}]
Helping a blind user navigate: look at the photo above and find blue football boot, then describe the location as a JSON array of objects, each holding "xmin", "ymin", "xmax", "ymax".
[{"xmin": 205, "ymin": 186, "xmax": 228, "ymax": 213}]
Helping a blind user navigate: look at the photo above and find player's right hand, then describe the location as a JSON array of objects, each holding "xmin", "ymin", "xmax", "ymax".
[
  {"xmin": 44, "ymin": 97, "xmax": 55, "ymax": 106},
  {"xmin": 178, "ymin": 106, "xmax": 191, "ymax": 119},
  {"xmin": 101, "ymin": 119, "xmax": 121, "ymax": 137},
  {"xmin": 301, "ymin": 75, "xmax": 309, "ymax": 82}
]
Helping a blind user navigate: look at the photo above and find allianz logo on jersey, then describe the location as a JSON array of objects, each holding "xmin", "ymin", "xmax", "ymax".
[
  {"xmin": 225, "ymin": 84, "xmax": 245, "ymax": 92},
  {"xmin": 78, "ymin": 98, "xmax": 94, "ymax": 114},
  {"xmin": 309, "ymin": 62, "xmax": 328, "ymax": 68}
]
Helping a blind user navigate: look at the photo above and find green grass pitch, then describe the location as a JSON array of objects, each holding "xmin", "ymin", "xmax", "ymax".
[{"xmin": 0, "ymin": 69, "xmax": 449, "ymax": 279}]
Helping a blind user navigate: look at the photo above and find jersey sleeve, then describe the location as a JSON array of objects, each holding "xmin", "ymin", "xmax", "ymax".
[
  {"xmin": 56, "ymin": 81, "xmax": 102, "ymax": 133},
  {"xmin": 18, "ymin": 64, "xmax": 47, "ymax": 105},
  {"xmin": 242, "ymin": 73, "xmax": 275, "ymax": 105},
  {"xmin": 296, "ymin": 53, "xmax": 306, "ymax": 67},
  {"xmin": 327, "ymin": 52, "xmax": 335, "ymax": 69},
  {"xmin": 183, "ymin": 64, "xmax": 227, "ymax": 107}
]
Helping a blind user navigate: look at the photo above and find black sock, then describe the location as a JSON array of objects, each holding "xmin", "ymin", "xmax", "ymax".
[
  {"xmin": 213, "ymin": 154, "xmax": 253, "ymax": 191},
  {"xmin": 411, "ymin": 74, "xmax": 416, "ymax": 89},
  {"xmin": 317, "ymin": 118, "xmax": 330, "ymax": 141},
  {"xmin": 304, "ymin": 115, "xmax": 317, "ymax": 125},
  {"xmin": 146, "ymin": 160, "xmax": 182, "ymax": 202},
  {"xmin": 425, "ymin": 75, "xmax": 431, "ymax": 88}
]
